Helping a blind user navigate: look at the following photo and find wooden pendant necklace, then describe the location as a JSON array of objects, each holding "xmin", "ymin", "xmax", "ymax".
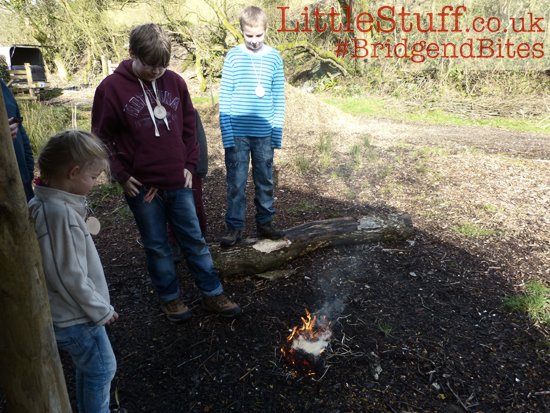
[
  {"xmin": 137, "ymin": 77, "xmax": 171, "ymax": 136},
  {"xmin": 85, "ymin": 202, "xmax": 100, "ymax": 235},
  {"xmin": 250, "ymin": 54, "xmax": 264, "ymax": 98}
]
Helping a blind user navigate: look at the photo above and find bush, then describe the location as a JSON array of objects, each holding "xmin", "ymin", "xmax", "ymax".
[{"xmin": 0, "ymin": 56, "xmax": 9, "ymax": 84}]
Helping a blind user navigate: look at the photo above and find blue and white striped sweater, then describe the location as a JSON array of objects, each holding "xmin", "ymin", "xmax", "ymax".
[{"xmin": 219, "ymin": 44, "xmax": 285, "ymax": 148}]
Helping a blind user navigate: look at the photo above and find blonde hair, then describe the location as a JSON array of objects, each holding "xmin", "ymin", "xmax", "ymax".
[
  {"xmin": 37, "ymin": 129, "xmax": 109, "ymax": 182},
  {"xmin": 129, "ymin": 23, "xmax": 171, "ymax": 67},
  {"xmin": 239, "ymin": 6, "xmax": 267, "ymax": 30}
]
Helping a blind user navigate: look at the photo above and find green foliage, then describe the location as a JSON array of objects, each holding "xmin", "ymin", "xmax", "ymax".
[
  {"xmin": 317, "ymin": 133, "xmax": 332, "ymax": 167},
  {"xmin": 1, "ymin": 0, "xmax": 124, "ymax": 77},
  {"xmin": 349, "ymin": 143, "xmax": 362, "ymax": 164},
  {"xmin": 19, "ymin": 102, "xmax": 72, "ymax": 156},
  {"xmin": 286, "ymin": 202, "xmax": 324, "ymax": 214},
  {"xmin": 376, "ymin": 319, "xmax": 395, "ymax": 337},
  {"xmin": 504, "ymin": 282, "xmax": 550, "ymax": 325},
  {"xmin": 292, "ymin": 152, "xmax": 311, "ymax": 174},
  {"xmin": 0, "ymin": 56, "xmax": 9, "ymax": 83},
  {"xmin": 451, "ymin": 223, "xmax": 496, "ymax": 238}
]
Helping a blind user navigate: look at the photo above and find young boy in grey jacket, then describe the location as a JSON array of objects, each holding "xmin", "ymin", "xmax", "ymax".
[{"xmin": 29, "ymin": 129, "xmax": 118, "ymax": 413}]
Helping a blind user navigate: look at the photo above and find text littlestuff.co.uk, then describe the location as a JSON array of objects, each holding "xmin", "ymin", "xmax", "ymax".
[{"xmin": 277, "ymin": 6, "xmax": 546, "ymax": 62}]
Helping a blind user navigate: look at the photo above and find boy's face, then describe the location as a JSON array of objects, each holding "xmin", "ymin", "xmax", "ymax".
[
  {"xmin": 129, "ymin": 48, "xmax": 166, "ymax": 82},
  {"xmin": 241, "ymin": 25, "xmax": 267, "ymax": 51}
]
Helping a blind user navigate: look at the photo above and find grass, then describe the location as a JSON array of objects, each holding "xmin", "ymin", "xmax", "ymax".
[
  {"xmin": 19, "ymin": 102, "xmax": 73, "ymax": 156},
  {"xmin": 322, "ymin": 96, "xmax": 549, "ymax": 134},
  {"xmin": 192, "ymin": 96, "xmax": 219, "ymax": 105},
  {"xmin": 293, "ymin": 152, "xmax": 311, "ymax": 173},
  {"xmin": 376, "ymin": 319, "xmax": 395, "ymax": 337},
  {"xmin": 503, "ymin": 282, "xmax": 550, "ymax": 325},
  {"xmin": 451, "ymin": 223, "xmax": 496, "ymax": 238},
  {"xmin": 286, "ymin": 201, "xmax": 324, "ymax": 214},
  {"xmin": 317, "ymin": 133, "xmax": 332, "ymax": 168}
]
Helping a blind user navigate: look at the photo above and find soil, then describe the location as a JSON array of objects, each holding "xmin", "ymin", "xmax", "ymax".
[{"xmin": 2, "ymin": 85, "xmax": 550, "ymax": 413}]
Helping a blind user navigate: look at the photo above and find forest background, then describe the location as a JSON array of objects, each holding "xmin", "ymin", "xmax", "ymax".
[{"xmin": 1, "ymin": 0, "xmax": 549, "ymax": 127}]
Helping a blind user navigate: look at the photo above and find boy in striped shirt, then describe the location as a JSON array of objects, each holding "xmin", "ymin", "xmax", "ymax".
[{"xmin": 219, "ymin": 5, "xmax": 286, "ymax": 247}]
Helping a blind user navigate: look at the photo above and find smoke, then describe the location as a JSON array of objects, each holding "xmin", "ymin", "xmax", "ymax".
[{"xmin": 290, "ymin": 253, "xmax": 363, "ymax": 356}]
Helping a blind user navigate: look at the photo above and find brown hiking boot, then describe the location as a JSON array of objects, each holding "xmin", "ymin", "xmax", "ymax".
[
  {"xmin": 202, "ymin": 293, "xmax": 242, "ymax": 318},
  {"xmin": 220, "ymin": 229, "xmax": 242, "ymax": 247},
  {"xmin": 160, "ymin": 298, "xmax": 191, "ymax": 323},
  {"xmin": 257, "ymin": 221, "xmax": 285, "ymax": 240}
]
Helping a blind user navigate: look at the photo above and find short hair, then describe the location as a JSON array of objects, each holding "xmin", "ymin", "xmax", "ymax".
[
  {"xmin": 129, "ymin": 23, "xmax": 171, "ymax": 67},
  {"xmin": 239, "ymin": 6, "xmax": 267, "ymax": 30},
  {"xmin": 37, "ymin": 129, "xmax": 109, "ymax": 182}
]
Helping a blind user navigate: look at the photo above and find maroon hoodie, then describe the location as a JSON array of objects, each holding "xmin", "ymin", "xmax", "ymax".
[{"xmin": 91, "ymin": 59, "xmax": 198, "ymax": 190}]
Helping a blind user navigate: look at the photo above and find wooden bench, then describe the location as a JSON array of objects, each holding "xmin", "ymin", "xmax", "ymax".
[{"xmin": 7, "ymin": 62, "xmax": 47, "ymax": 101}]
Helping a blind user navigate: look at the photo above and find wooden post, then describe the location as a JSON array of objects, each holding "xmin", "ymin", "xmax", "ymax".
[
  {"xmin": 0, "ymin": 87, "xmax": 71, "ymax": 411},
  {"xmin": 24, "ymin": 63, "xmax": 35, "ymax": 100},
  {"xmin": 101, "ymin": 55, "xmax": 109, "ymax": 78}
]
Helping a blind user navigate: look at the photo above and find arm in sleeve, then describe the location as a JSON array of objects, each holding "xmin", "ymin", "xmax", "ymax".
[
  {"xmin": 219, "ymin": 57, "xmax": 235, "ymax": 148},
  {"xmin": 271, "ymin": 53, "xmax": 285, "ymax": 149},
  {"xmin": 18, "ymin": 122, "xmax": 35, "ymax": 179},
  {"xmin": 180, "ymin": 85, "xmax": 198, "ymax": 174},
  {"xmin": 45, "ymin": 210, "xmax": 114, "ymax": 326},
  {"xmin": 91, "ymin": 84, "xmax": 131, "ymax": 184},
  {"xmin": 194, "ymin": 109, "xmax": 208, "ymax": 178}
]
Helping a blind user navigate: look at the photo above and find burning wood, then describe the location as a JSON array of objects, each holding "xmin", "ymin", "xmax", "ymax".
[{"xmin": 281, "ymin": 309, "xmax": 332, "ymax": 376}]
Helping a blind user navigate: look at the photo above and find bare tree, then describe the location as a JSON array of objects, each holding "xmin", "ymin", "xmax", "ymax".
[{"xmin": 0, "ymin": 89, "xmax": 71, "ymax": 411}]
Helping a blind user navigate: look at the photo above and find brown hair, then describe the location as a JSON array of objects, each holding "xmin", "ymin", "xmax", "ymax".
[
  {"xmin": 129, "ymin": 23, "xmax": 171, "ymax": 67},
  {"xmin": 239, "ymin": 6, "xmax": 267, "ymax": 30},
  {"xmin": 37, "ymin": 129, "xmax": 109, "ymax": 182}
]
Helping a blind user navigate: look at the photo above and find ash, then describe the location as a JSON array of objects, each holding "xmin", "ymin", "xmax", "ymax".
[{"xmin": 292, "ymin": 331, "xmax": 332, "ymax": 355}]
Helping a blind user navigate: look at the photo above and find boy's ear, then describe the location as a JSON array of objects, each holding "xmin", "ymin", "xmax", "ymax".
[
  {"xmin": 129, "ymin": 48, "xmax": 135, "ymax": 59},
  {"xmin": 68, "ymin": 165, "xmax": 81, "ymax": 180}
]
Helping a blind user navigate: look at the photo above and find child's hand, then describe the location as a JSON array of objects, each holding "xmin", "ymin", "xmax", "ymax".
[
  {"xmin": 104, "ymin": 311, "xmax": 119, "ymax": 326},
  {"xmin": 8, "ymin": 117, "xmax": 19, "ymax": 140},
  {"xmin": 183, "ymin": 168, "xmax": 193, "ymax": 188},
  {"xmin": 122, "ymin": 177, "xmax": 142, "ymax": 197}
]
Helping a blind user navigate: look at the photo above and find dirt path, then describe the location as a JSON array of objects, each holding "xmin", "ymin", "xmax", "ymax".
[{"xmin": 359, "ymin": 115, "xmax": 550, "ymax": 159}]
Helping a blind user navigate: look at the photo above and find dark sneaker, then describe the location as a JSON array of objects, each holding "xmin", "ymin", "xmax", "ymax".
[
  {"xmin": 160, "ymin": 298, "xmax": 191, "ymax": 323},
  {"xmin": 257, "ymin": 221, "xmax": 285, "ymax": 240},
  {"xmin": 220, "ymin": 229, "xmax": 242, "ymax": 247},
  {"xmin": 202, "ymin": 294, "xmax": 242, "ymax": 318},
  {"xmin": 170, "ymin": 242, "xmax": 182, "ymax": 264}
]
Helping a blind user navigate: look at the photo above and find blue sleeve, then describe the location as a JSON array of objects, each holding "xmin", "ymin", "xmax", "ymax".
[
  {"xmin": 19, "ymin": 123, "xmax": 35, "ymax": 179},
  {"xmin": 270, "ymin": 53, "xmax": 285, "ymax": 149},
  {"xmin": 219, "ymin": 53, "xmax": 235, "ymax": 148}
]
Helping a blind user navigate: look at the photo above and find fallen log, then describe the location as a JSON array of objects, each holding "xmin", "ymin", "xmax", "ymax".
[{"xmin": 211, "ymin": 213, "xmax": 414, "ymax": 277}]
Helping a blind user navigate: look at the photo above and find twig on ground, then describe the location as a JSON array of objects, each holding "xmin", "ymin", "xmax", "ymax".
[
  {"xmin": 239, "ymin": 365, "xmax": 259, "ymax": 381},
  {"xmin": 447, "ymin": 381, "xmax": 470, "ymax": 411}
]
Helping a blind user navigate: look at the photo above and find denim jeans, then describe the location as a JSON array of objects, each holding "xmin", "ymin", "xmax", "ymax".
[
  {"xmin": 54, "ymin": 322, "xmax": 116, "ymax": 413},
  {"xmin": 125, "ymin": 186, "xmax": 223, "ymax": 301},
  {"xmin": 225, "ymin": 136, "xmax": 275, "ymax": 229}
]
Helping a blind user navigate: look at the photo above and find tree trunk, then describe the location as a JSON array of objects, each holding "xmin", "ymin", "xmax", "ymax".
[
  {"xmin": 211, "ymin": 213, "xmax": 414, "ymax": 277},
  {"xmin": 0, "ymin": 89, "xmax": 71, "ymax": 411},
  {"xmin": 276, "ymin": 41, "xmax": 351, "ymax": 77}
]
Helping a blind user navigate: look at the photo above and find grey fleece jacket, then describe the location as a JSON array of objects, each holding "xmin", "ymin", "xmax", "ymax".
[{"xmin": 29, "ymin": 186, "xmax": 114, "ymax": 328}]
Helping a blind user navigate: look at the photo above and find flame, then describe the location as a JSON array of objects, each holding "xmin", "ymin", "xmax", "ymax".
[{"xmin": 281, "ymin": 309, "xmax": 332, "ymax": 376}]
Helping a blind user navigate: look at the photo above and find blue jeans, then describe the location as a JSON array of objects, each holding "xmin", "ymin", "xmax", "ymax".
[
  {"xmin": 54, "ymin": 322, "xmax": 116, "ymax": 413},
  {"xmin": 225, "ymin": 136, "xmax": 275, "ymax": 229},
  {"xmin": 125, "ymin": 186, "xmax": 223, "ymax": 301}
]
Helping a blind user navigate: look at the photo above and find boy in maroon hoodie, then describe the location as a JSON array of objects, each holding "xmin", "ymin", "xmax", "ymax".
[{"xmin": 92, "ymin": 23, "xmax": 241, "ymax": 322}]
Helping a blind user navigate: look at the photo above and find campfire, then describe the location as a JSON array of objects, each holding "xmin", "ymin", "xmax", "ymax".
[{"xmin": 281, "ymin": 309, "xmax": 332, "ymax": 376}]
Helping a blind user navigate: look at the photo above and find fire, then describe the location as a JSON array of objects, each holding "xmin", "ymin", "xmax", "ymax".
[{"xmin": 281, "ymin": 309, "xmax": 332, "ymax": 376}]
